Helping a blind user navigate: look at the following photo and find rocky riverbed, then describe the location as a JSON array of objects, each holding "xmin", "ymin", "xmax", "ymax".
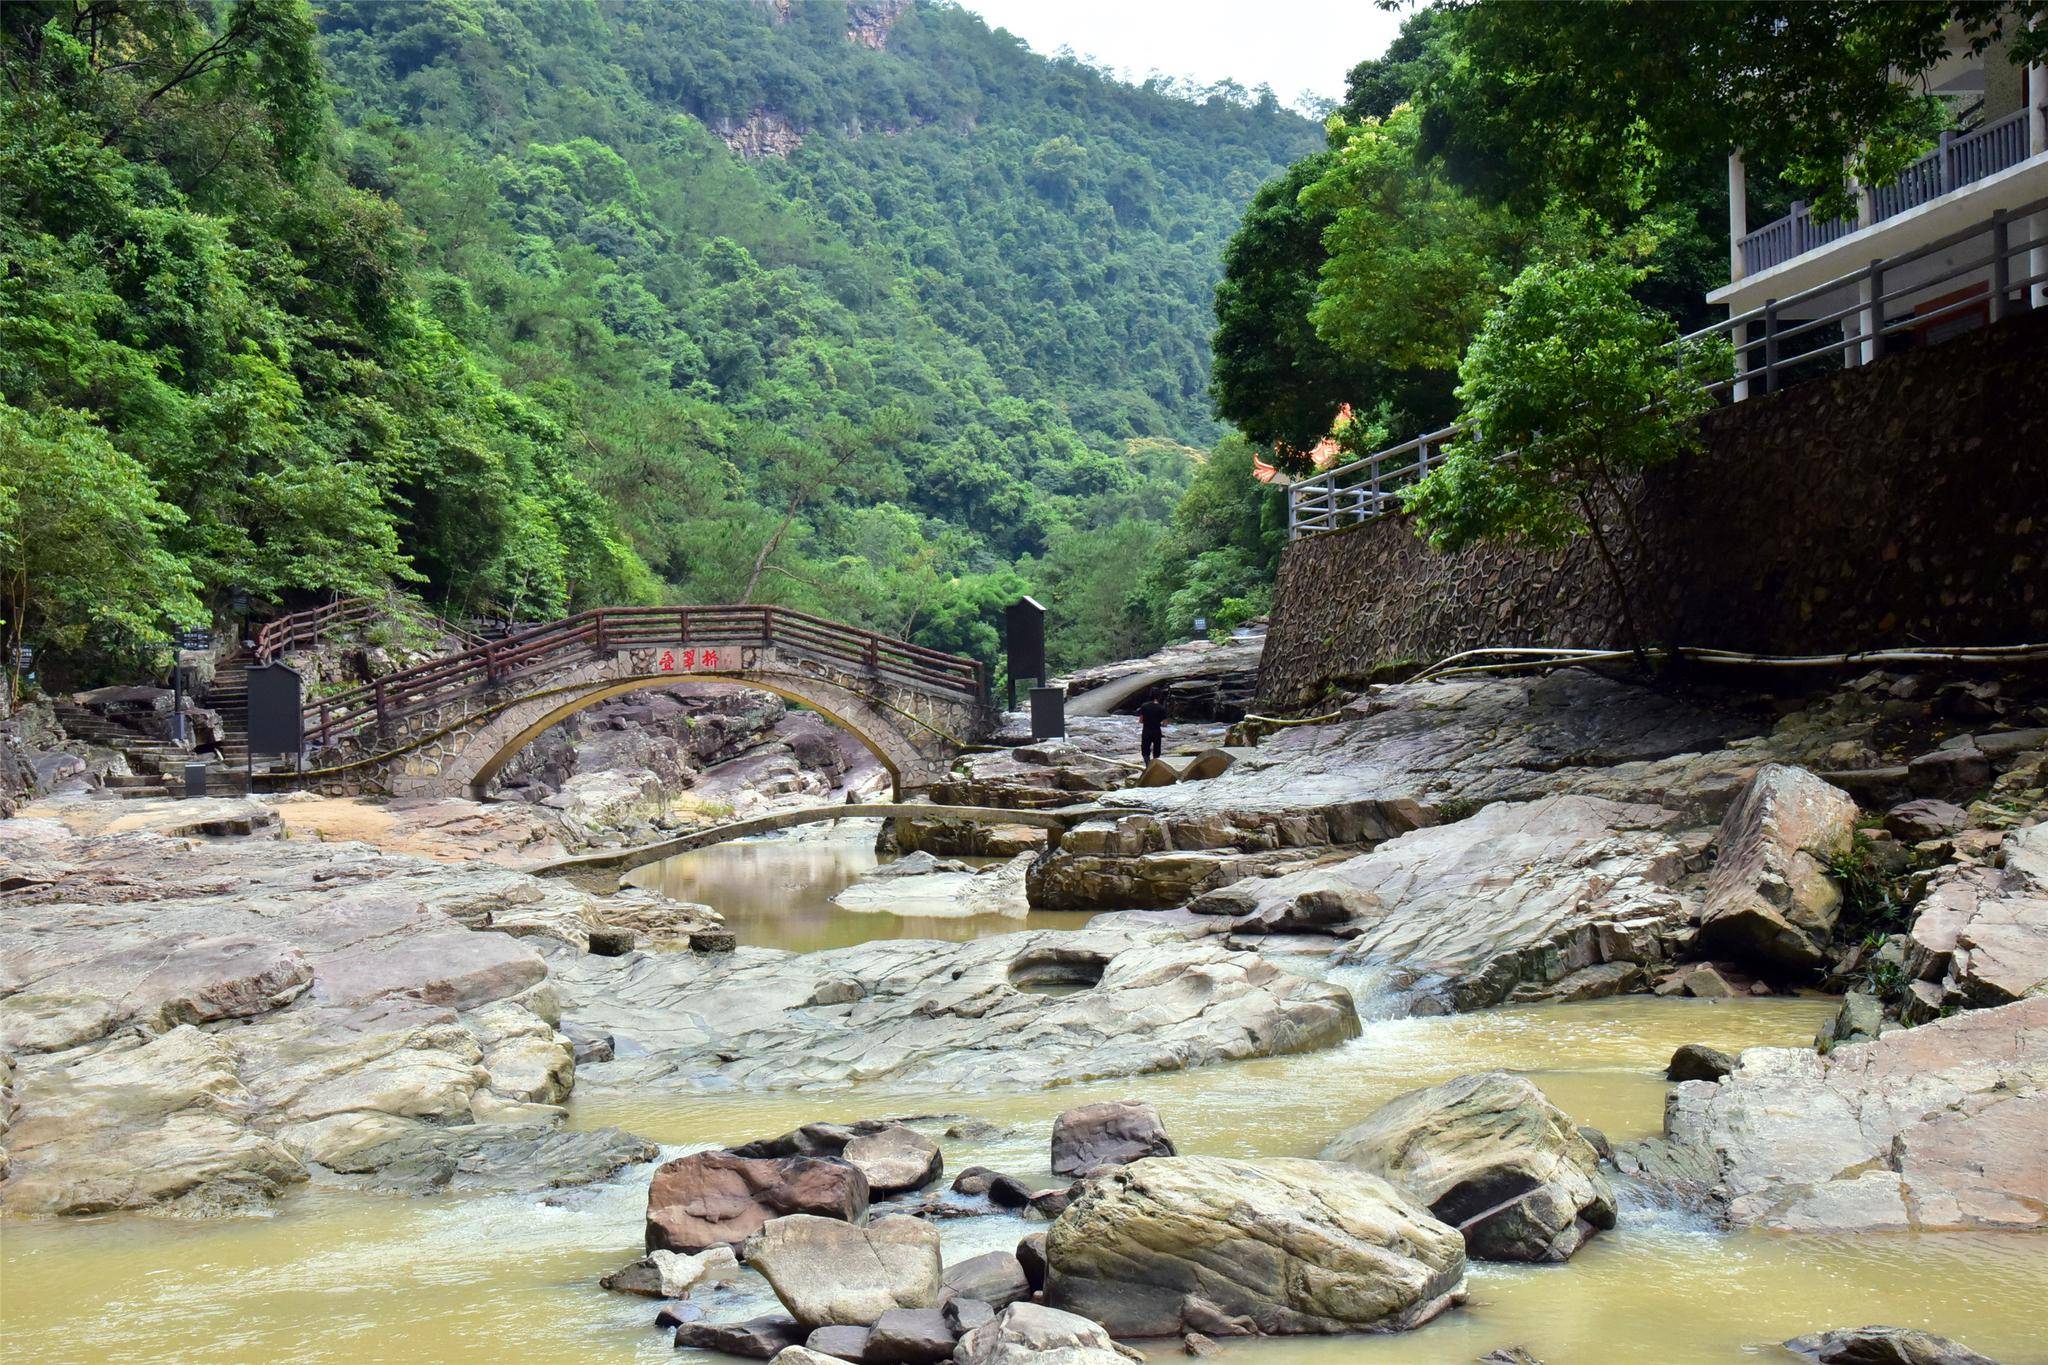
[{"xmin": 2, "ymin": 662, "xmax": 2044, "ymax": 1363}]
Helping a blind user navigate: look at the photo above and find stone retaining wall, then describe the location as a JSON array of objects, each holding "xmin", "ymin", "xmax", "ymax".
[{"xmin": 1258, "ymin": 308, "xmax": 2048, "ymax": 708}]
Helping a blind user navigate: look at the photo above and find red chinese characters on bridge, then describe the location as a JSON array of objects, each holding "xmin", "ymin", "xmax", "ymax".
[{"xmin": 655, "ymin": 648, "xmax": 720, "ymax": 672}]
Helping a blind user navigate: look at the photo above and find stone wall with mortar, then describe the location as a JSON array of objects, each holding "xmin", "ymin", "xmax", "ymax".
[{"xmin": 1258, "ymin": 308, "xmax": 2048, "ymax": 708}]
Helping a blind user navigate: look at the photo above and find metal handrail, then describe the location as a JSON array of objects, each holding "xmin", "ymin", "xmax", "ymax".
[
  {"xmin": 1289, "ymin": 194, "xmax": 2048, "ymax": 541},
  {"xmin": 303, "ymin": 604, "xmax": 985, "ymax": 753}
]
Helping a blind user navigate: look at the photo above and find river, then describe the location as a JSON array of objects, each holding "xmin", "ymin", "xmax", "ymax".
[{"xmin": 3, "ymin": 829, "xmax": 2043, "ymax": 1363}]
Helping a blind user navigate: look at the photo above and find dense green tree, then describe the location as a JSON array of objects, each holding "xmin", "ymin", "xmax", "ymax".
[
  {"xmin": 1418, "ymin": 1, "xmax": 2046, "ymax": 221},
  {"xmin": 1405, "ymin": 258, "xmax": 1732, "ymax": 653},
  {"xmin": 4, "ymin": 0, "xmax": 1321, "ymax": 683},
  {"xmin": 0, "ymin": 401, "xmax": 203, "ymax": 692}
]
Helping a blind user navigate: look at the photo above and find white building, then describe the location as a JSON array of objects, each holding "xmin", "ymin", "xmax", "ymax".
[{"xmin": 1713, "ymin": 27, "xmax": 2048, "ymax": 392}]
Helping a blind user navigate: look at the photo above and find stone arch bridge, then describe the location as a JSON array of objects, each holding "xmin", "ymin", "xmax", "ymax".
[{"xmin": 284, "ymin": 606, "xmax": 995, "ymax": 799}]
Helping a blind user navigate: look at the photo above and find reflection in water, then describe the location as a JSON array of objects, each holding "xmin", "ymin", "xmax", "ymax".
[
  {"xmin": 622, "ymin": 823, "xmax": 1090, "ymax": 953},
  {"xmin": 6, "ymin": 843, "xmax": 2045, "ymax": 1364}
]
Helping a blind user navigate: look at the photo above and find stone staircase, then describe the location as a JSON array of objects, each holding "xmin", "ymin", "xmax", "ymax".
[
  {"xmin": 206, "ymin": 655, "xmax": 252, "ymax": 771},
  {"xmin": 50, "ymin": 700, "xmax": 246, "ymax": 799}
]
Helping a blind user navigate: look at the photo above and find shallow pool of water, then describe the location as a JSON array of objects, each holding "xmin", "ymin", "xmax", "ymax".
[{"xmin": 621, "ymin": 824, "xmax": 1089, "ymax": 952}]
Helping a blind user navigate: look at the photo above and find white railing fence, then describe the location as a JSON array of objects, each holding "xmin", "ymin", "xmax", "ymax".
[
  {"xmin": 1742, "ymin": 108, "xmax": 2039, "ymax": 274},
  {"xmin": 1289, "ymin": 195, "xmax": 2048, "ymax": 540}
]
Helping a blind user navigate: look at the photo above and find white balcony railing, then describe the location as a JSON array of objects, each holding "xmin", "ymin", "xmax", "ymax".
[
  {"xmin": 1289, "ymin": 196, "xmax": 2048, "ymax": 541},
  {"xmin": 1742, "ymin": 108, "xmax": 2038, "ymax": 275}
]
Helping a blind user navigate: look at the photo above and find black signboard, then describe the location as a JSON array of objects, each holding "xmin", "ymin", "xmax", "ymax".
[
  {"xmin": 175, "ymin": 628, "xmax": 214, "ymax": 652},
  {"xmin": 246, "ymin": 662, "xmax": 304, "ymax": 758},
  {"xmin": 1004, "ymin": 596, "xmax": 1046, "ymax": 711}
]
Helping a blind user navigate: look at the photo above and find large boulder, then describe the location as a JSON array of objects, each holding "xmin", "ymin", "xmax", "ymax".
[
  {"xmin": 1049, "ymin": 1099, "xmax": 1175, "ymax": 1177},
  {"xmin": 1044, "ymin": 1155, "xmax": 1465, "ymax": 1337},
  {"xmin": 864, "ymin": 1307, "xmax": 956, "ymax": 1364},
  {"xmin": 671, "ymin": 1316, "xmax": 806, "ymax": 1358},
  {"xmin": 1698, "ymin": 765, "xmax": 1858, "ymax": 972},
  {"xmin": 734, "ymin": 1121, "xmax": 942, "ymax": 1197},
  {"xmin": 1319, "ymin": 1072, "xmax": 1615, "ymax": 1262},
  {"xmin": 844, "ymin": 1126, "xmax": 943, "ymax": 1196},
  {"xmin": 645, "ymin": 1151, "xmax": 869, "ymax": 1253},
  {"xmin": 940, "ymin": 1251, "xmax": 1032, "ymax": 1310},
  {"xmin": 953, "ymin": 1303, "xmax": 1129, "ymax": 1365},
  {"xmin": 746, "ymin": 1213, "xmax": 943, "ymax": 1329},
  {"xmin": 1781, "ymin": 1325, "xmax": 1998, "ymax": 1364},
  {"xmin": 1616, "ymin": 998, "xmax": 2048, "ymax": 1231}
]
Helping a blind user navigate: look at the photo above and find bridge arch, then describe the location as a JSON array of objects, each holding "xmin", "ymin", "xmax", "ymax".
[
  {"xmin": 288, "ymin": 607, "xmax": 994, "ymax": 800},
  {"xmin": 451, "ymin": 669, "xmax": 933, "ymax": 800}
]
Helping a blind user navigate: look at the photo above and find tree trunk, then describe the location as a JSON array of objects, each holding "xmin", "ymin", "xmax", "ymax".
[
  {"xmin": 739, "ymin": 502, "xmax": 800, "ymax": 605},
  {"xmin": 1576, "ymin": 491, "xmax": 1650, "ymax": 670}
]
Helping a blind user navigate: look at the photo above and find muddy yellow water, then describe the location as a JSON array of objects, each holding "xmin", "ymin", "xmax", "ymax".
[
  {"xmin": 623, "ymin": 823, "xmax": 1089, "ymax": 952},
  {"xmin": 6, "ymin": 834, "xmax": 2045, "ymax": 1363}
]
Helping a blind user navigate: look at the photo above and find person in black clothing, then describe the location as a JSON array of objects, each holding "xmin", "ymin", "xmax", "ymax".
[{"xmin": 1137, "ymin": 688, "xmax": 1167, "ymax": 764}]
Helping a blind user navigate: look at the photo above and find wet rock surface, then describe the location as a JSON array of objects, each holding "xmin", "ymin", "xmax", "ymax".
[
  {"xmin": 1781, "ymin": 1325, "xmax": 1999, "ymax": 1364},
  {"xmin": 1203, "ymin": 795, "xmax": 1694, "ymax": 1011},
  {"xmin": 1619, "ymin": 998, "xmax": 2048, "ymax": 1231},
  {"xmin": 549, "ymin": 924, "xmax": 1359, "ymax": 1092},
  {"xmin": 833, "ymin": 851, "xmax": 1032, "ymax": 919},
  {"xmin": 0, "ymin": 816, "xmax": 701, "ymax": 1215},
  {"xmin": 1320, "ymin": 1072, "xmax": 1615, "ymax": 1262},
  {"xmin": 1045, "ymin": 1155, "xmax": 1466, "ymax": 1337}
]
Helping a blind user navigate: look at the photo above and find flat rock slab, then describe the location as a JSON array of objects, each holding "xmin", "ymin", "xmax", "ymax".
[
  {"xmin": 747, "ymin": 1213, "xmax": 942, "ymax": 1329},
  {"xmin": 0, "ymin": 818, "xmax": 675, "ymax": 1218},
  {"xmin": 1623, "ymin": 998, "xmax": 2048, "ymax": 1231},
  {"xmin": 1907, "ymin": 822, "xmax": 2048, "ymax": 1008},
  {"xmin": 550, "ymin": 924, "xmax": 1358, "ymax": 1092},
  {"xmin": 1196, "ymin": 795, "xmax": 1692, "ymax": 1011},
  {"xmin": 1093, "ymin": 670, "xmax": 1765, "ymax": 840}
]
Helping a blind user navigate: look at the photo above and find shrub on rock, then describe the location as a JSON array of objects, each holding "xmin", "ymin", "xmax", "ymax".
[{"xmin": 1320, "ymin": 1071, "xmax": 1615, "ymax": 1262}]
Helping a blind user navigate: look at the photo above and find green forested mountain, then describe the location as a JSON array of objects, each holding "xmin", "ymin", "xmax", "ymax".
[{"xmin": 1, "ymin": 0, "xmax": 1311, "ymax": 686}]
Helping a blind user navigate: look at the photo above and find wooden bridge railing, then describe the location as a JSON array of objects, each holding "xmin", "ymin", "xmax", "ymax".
[
  {"xmin": 305, "ymin": 604, "xmax": 985, "ymax": 753},
  {"xmin": 252, "ymin": 596, "xmax": 485, "ymax": 663}
]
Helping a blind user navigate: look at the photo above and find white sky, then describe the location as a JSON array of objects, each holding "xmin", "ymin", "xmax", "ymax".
[{"xmin": 957, "ymin": 0, "xmax": 1407, "ymax": 112}]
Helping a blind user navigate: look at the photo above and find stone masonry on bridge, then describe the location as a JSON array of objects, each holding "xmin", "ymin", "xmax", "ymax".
[{"xmin": 296, "ymin": 637, "xmax": 994, "ymax": 800}]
